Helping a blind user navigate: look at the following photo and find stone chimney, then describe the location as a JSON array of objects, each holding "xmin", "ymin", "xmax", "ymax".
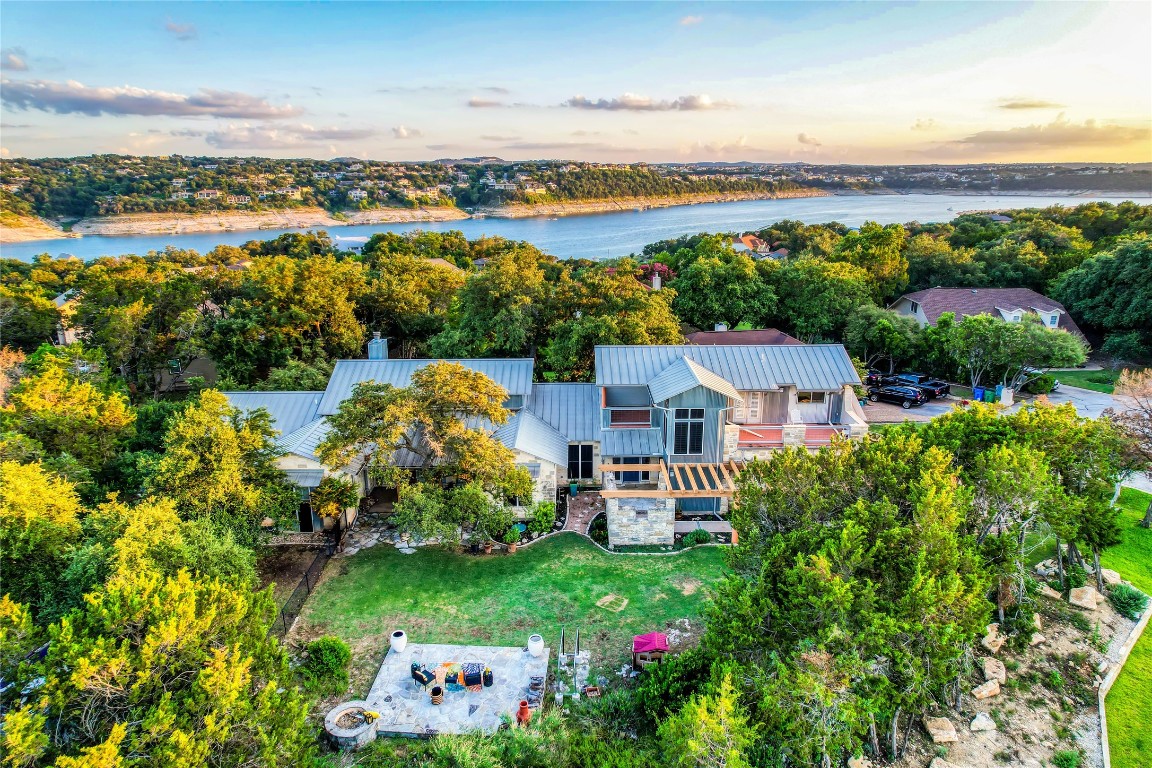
[{"xmin": 367, "ymin": 332, "xmax": 388, "ymax": 360}]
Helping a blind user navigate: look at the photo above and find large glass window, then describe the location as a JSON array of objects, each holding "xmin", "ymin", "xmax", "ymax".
[
  {"xmin": 568, "ymin": 444, "xmax": 594, "ymax": 480},
  {"xmin": 673, "ymin": 408, "xmax": 705, "ymax": 455},
  {"xmin": 613, "ymin": 456, "xmax": 651, "ymax": 483}
]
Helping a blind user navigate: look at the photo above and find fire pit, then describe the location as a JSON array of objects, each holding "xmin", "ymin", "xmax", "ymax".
[{"xmin": 324, "ymin": 700, "xmax": 378, "ymax": 750}]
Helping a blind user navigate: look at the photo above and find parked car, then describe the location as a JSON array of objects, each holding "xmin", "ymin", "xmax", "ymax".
[
  {"xmin": 867, "ymin": 371, "xmax": 950, "ymax": 399},
  {"xmin": 867, "ymin": 384, "xmax": 928, "ymax": 409},
  {"xmin": 1022, "ymin": 367, "xmax": 1060, "ymax": 392}
]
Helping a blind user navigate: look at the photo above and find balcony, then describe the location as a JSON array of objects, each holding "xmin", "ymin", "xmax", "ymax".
[{"xmin": 732, "ymin": 423, "xmax": 852, "ymax": 451}]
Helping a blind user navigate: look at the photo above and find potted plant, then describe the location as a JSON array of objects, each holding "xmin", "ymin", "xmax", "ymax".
[{"xmin": 503, "ymin": 528, "xmax": 520, "ymax": 553}]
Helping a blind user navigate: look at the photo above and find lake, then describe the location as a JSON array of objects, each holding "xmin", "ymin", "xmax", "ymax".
[{"xmin": 4, "ymin": 193, "xmax": 1148, "ymax": 263}]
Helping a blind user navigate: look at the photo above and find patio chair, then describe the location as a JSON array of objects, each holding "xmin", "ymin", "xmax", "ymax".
[{"xmin": 411, "ymin": 663, "xmax": 434, "ymax": 691}]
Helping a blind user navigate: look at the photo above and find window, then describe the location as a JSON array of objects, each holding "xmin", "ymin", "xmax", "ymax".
[
  {"xmin": 568, "ymin": 444, "xmax": 594, "ymax": 480},
  {"xmin": 614, "ymin": 456, "xmax": 650, "ymax": 483},
  {"xmin": 673, "ymin": 408, "xmax": 705, "ymax": 455},
  {"xmin": 610, "ymin": 409, "xmax": 651, "ymax": 427},
  {"xmin": 908, "ymin": 300, "xmax": 920, "ymax": 314},
  {"xmin": 746, "ymin": 392, "xmax": 761, "ymax": 422},
  {"xmin": 1049, "ymin": 315, "xmax": 1058, "ymax": 326},
  {"xmin": 797, "ymin": 391, "xmax": 827, "ymax": 404}
]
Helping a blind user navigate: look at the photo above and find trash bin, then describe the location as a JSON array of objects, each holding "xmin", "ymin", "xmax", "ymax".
[
  {"xmin": 973, "ymin": 386, "xmax": 985, "ymax": 402},
  {"xmin": 983, "ymin": 388, "xmax": 996, "ymax": 403}
]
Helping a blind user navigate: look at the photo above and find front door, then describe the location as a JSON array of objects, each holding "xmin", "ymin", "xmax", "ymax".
[{"xmin": 297, "ymin": 503, "xmax": 315, "ymax": 533}]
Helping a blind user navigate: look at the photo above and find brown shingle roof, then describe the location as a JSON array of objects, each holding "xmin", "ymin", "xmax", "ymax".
[
  {"xmin": 684, "ymin": 328, "xmax": 803, "ymax": 346},
  {"xmin": 895, "ymin": 287, "xmax": 1084, "ymax": 337}
]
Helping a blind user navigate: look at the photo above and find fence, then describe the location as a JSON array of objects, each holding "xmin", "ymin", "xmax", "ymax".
[{"xmin": 269, "ymin": 548, "xmax": 331, "ymax": 640}]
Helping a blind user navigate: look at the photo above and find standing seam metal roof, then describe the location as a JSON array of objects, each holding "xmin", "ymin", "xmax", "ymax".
[
  {"xmin": 222, "ymin": 392, "xmax": 324, "ymax": 437},
  {"xmin": 492, "ymin": 411, "xmax": 571, "ymax": 467},
  {"xmin": 648, "ymin": 357, "xmax": 744, "ymax": 403},
  {"xmin": 318, "ymin": 358, "xmax": 535, "ymax": 415},
  {"xmin": 525, "ymin": 383, "xmax": 600, "ymax": 443},
  {"xmin": 594, "ymin": 345, "xmax": 860, "ymax": 391},
  {"xmin": 600, "ymin": 428, "xmax": 664, "ymax": 457}
]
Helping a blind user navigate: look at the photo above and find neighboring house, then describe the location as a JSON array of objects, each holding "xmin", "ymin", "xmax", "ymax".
[
  {"xmin": 731, "ymin": 234, "xmax": 770, "ymax": 255},
  {"xmin": 226, "ymin": 194, "xmax": 252, "ymax": 205},
  {"xmin": 52, "ymin": 290, "xmax": 79, "ymax": 346},
  {"xmin": 195, "ymin": 189, "xmax": 221, "ymax": 200},
  {"xmin": 890, "ymin": 287, "xmax": 1084, "ymax": 337},
  {"xmin": 348, "ymin": 189, "xmax": 368, "ymax": 201},
  {"xmin": 685, "ymin": 327, "xmax": 802, "ymax": 346},
  {"xmin": 226, "ymin": 339, "xmax": 866, "ymax": 546}
]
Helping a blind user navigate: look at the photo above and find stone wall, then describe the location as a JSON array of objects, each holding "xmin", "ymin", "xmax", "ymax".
[{"xmin": 605, "ymin": 495, "xmax": 676, "ymax": 546}]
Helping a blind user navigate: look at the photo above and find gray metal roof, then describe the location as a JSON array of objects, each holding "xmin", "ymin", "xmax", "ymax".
[
  {"xmin": 493, "ymin": 411, "xmax": 570, "ymax": 466},
  {"xmin": 525, "ymin": 383, "xmax": 600, "ymax": 443},
  {"xmin": 284, "ymin": 469, "xmax": 325, "ymax": 487},
  {"xmin": 648, "ymin": 357, "xmax": 744, "ymax": 404},
  {"xmin": 595, "ymin": 345, "xmax": 860, "ymax": 391},
  {"xmin": 318, "ymin": 359, "xmax": 534, "ymax": 416},
  {"xmin": 223, "ymin": 391, "xmax": 324, "ymax": 437},
  {"xmin": 278, "ymin": 418, "xmax": 331, "ymax": 460},
  {"xmin": 600, "ymin": 428, "xmax": 664, "ymax": 457}
]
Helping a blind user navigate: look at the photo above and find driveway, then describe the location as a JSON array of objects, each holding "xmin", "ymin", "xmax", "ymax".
[
  {"xmin": 863, "ymin": 396, "xmax": 959, "ymax": 424},
  {"xmin": 1008, "ymin": 385, "xmax": 1118, "ymax": 419}
]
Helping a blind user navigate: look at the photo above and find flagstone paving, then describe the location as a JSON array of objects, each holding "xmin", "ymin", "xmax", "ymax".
[{"xmin": 365, "ymin": 642, "xmax": 551, "ymax": 737}]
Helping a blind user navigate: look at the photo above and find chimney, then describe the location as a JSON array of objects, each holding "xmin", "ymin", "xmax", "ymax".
[
  {"xmin": 367, "ymin": 332, "xmax": 388, "ymax": 360},
  {"xmin": 714, "ymin": 322, "xmax": 728, "ymax": 332},
  {"xmin": 651, "ymin": 273, "xmax": 662, "ymax": 291}
]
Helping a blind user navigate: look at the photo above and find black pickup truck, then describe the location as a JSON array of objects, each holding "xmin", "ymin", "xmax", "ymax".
[{"xmin": 866, "ymin": 371, "xmax": 951, "ymax": 399}]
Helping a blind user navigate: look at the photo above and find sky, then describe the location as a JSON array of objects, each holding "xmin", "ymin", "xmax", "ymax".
[{"xmin": 1, "ymin": 1, "xmax": 1151, "ymax": 164}]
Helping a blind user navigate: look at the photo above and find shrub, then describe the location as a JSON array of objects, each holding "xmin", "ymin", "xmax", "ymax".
[
  {"xmin": 301, "ymin": 635, "xmax": 351, "ymax": 695},
  {"xmin": 1045, "ymin": 669, "xmax": 1065, "ymax": 692},
  {"xmin": 1066, "ymin": 562, "xmax": 1088, "ymax": 590},
  {"xmin": 1108, "ymin": 583, "xmax": 1150, "ymax": 620},
  {"xmin": 589, "ymin": 514, "xmax": 609, "ymax": 547},
  {"xmin": 1051, "ymin": 749, "xmax": 1081, "ymax": 768},
  {"xmin": 679, "ymin": 529, "xmax": 713, "ymax": 549},
  {"xmin": 634, "ymin": 646, "xmax": 712, "ymax": 727},
  {"xmin": 1024, "ymin": 373, "xmax": 1057, "ymax": 394},
  {"xmin": 528, "ymin": 501, "xmax": 556, "ymax": 535}
]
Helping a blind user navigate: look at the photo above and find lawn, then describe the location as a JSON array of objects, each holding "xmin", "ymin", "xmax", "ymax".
[
  {"xmin": 293, "ymin": 532, "xmax": 728, "ymax": 689},
  {"xmin": 1101, "ymin": 488, "xmax": 1152, "ymax": 768},
  {"xmin": 1053, "ymin": 369, "xmax": 1126, "ymax": 394}
]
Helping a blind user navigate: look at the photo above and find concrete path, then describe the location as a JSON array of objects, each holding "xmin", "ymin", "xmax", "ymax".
[{"xmin": 1008, "ymin": 385, "xmax": 1118, "ymax": 419}]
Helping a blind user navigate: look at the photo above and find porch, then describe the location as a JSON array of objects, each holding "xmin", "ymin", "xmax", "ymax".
[{"xmin": 734, "ymin": 423, "xmax": 853, "ymax": 450}]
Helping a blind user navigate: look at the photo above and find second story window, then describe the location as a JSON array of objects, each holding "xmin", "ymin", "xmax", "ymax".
[
  {"xmin": 673, "ymin": 408, "xmax": 705, "ymax": 455},
  {"xmin": 610, "ymin": 409, "xmax": 651, "ymax": 428}
]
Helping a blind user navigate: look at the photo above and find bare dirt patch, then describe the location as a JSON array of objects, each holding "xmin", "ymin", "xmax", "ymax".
[
  {"xmin": 596, "ymin": 594, "xmax": 629, "ymax": 612},
  {"xmin": 257, "ymin": 547, "xmax": 322, "ymax": 607},
  {"xmin": 676, "ymin": 577, "xmax": 703, "ymax": 596}
]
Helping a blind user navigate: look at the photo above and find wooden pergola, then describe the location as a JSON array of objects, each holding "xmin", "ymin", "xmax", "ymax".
[{"xmin": 598, "ymin": 459, "xmax": 745, "ymax": 499}]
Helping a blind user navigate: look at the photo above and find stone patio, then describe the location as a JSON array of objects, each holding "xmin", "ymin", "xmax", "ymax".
[{"xmin": 365, "ymin": 642, "xmax": 551, "ymax": 737}]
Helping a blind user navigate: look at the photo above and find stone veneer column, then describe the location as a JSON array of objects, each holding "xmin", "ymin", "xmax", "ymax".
[{"xmin": 782, "ymin": 424, "xmax": 807, "ymax": 447}]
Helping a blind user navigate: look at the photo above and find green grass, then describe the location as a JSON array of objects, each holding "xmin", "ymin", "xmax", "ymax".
[
  {"xmin": 1053, "ymin": 369, "xmax": 1125, "ymax": 394},
  {"xmin": 295, "ymin": 532, "xmax": 727, "ymax": 687},
  {"xmin": 1101, "ymin": 488, "xmax": 1152, "ymax": 768}
]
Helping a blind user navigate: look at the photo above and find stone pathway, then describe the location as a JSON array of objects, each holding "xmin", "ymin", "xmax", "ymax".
[{"xmin": 564, "ymin": 493, "xmax": 603, "ymax": 535}]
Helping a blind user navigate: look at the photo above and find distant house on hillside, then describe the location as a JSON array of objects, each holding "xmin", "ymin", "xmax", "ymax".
[
  {"xmin": 685, "ymin": 327, "xmax": 802, "ymax": 346},
  {"xmin": 731, "ymin": 234, "xmax": 770, "ymax": 255},
  {"xmin": 889, "ymin": 287, "xmax": 1084, "ymax": 337}
]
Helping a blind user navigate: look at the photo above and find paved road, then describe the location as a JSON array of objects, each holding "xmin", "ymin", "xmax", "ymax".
[{"xmin": 1008, "ymin": 385, "xmax": 1118, "ymax": 419}]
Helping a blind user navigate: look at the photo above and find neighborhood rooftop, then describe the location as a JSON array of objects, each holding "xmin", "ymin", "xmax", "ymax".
[{"xmin": 894, "ymin": 287, "xmax": 1084, "ymax": 337}]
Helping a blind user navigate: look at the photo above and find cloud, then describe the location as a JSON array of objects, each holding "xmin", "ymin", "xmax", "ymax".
[
  {"xmin": 956, "ymin": 114, "xmax": 1149, "ymax": 149},
  {"xmin": 165, "ymin": 19, "xmax": 198, "ymax": 41},
  {"xmin": 391, "ymin": 125, "xmax": 422, "ymax": 139},
  {"xmin": 911, "ymin": 118, "xmax": 941, "ymax": 132},
  {"xmin": 997, "ymin": 98, "xmax": 1065, "ymax": 110},
  {"xmin": 467, "ymin": 97, "xmax": 507, "ymax": 108},
  {"xmin": 571, "ymin": 129, "xmax": 604, "ymax": 137},
  {"xmin": 1, "ymin": 78, "xmax": 304, "ymax": 119},
  {"xmin": 480, "ymin": 134, "xmax": 521, "ymax": 141},
  {"xmin": 425, "ymin": 143, "xmax": 466, "ymax": 152},
  {"xmin": 680, "ymin": 135, "xmax": 764, "ymax": 158},
  {"xmin": 501, "ymin": 140, "xmax": 640, "ymax": 155},
  {"xmin": 0, "ymin": 122, "xmax": 34, "ymax": 129},
  {"xmin": 481, "ymin": 86, "xmax": 510, "ymax": 94},
  {"xmin": 563, "ymin": 93, "xmax": 735, "ymax": 111},
  {"xmin": 680, "ymin": 15, "xmax": 704, "ymax": 26},
  {"xmin": 204, "ymin": 123, "xmax": 376, "ymax": 149},
  {"xmin": 169, "ymin": 128, "xmax": 206, "ymax": 137},
  {"xmin": 1, "ymin": 47, "xmax": 28, "ymax": 71},
  {"xmin": 797, "ymin": 132, "xmax": 822, "ymax": 146}
]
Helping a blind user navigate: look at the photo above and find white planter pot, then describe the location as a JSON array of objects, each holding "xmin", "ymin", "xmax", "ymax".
[
  {"xmin": 527, "ymin": 634, "xmax": 544, "ymax": 658},
  {"xmin": 391, "ymin": 630, "xmax": 407, "ymax": 653}
]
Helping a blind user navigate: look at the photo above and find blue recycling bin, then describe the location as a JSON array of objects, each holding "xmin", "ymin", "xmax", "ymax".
[{"xmin": 973, "ymin": 386, "xmax": 985, "ymax": 402}]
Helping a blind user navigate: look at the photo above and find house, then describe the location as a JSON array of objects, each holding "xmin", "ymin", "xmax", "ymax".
[
  {"xmin": 889, "ymin": 288, "xmax": 1084, "ymax": 337},
  {"xmin": 52, "ymin": 290, "xmax": 79, "ymax": 346},
  {"xmin": 348, "ymin": 189, "xmax": 368, "ymax": 201},
  {"xmin": 195, "ymin": 189, "xmax": 221, "ymax": 200},
  {"xmin": 731, "ymin": 234, "xmax": 771, "ymax": 255},
  {"xmin": 225, "ymin": 339, "xmax": 866, "ymax": 546},
  {"xmin": 226, "ymin": 194, "xmax": 252, "ymax": 205},
  {"xmin": 685, "ymin": 327, "xmax": 802, "ymax": 346},
  {"xmin": 170, "ymin": 191, "xmax": 193, "ymax": 200}
]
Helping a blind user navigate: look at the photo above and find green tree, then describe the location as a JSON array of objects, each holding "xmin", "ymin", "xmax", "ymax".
[
  {"xmin": 1056, "ymin": 237, "xmax": 1151, "ymax": 359},
  {"xmin": 945, "ymin": 313, "xmax": 1086, "ymax": 389},
  {"xmin": 659, "ymin": 673, "xmax": 756, "ymax": 768},
  {"xmin": 903, "ymin": 233, "xmax": 983, "ymax": 291},
  {"xmin": 843, "ymin": 305, "xmax": 920, "ymax": 373},
  {"xmin": 830, "ymin": 221, "xmax": 909, "ymax": 300},
  {"xmin": 760, "ymin": 258, "xmax": 875, "ymax": 342},
  {"xmin": 671, "ymin": 251, "xmax": 776, "ymax": 332}
]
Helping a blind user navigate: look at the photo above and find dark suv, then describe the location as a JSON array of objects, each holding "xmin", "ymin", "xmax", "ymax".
[
  {"xmin": 866, "ymin": 371, "xmax": 950, "ymax": 399},
  {"xmin": 867, "ymin": 384, "xmax": 928, "ymax": 409}
]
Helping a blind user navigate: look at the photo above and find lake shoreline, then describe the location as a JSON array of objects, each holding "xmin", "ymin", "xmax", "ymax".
[{"xmin": 2, "ymin": 188, "xmax": 1141, "ymax": 245}]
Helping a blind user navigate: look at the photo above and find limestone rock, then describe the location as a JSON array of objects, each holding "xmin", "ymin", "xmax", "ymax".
[
  {"xmin": 1100, "ymin": 568, "xmax": 1122, "ymax": 586},
  {"xmin": 983, "ymin": 657, "xmax": 1007, "ymax": 684},
  {"xmin": 981, "ymin": 624, "xmax": 1006, "ymax": 654},
  {"xmin": 972, "ymin": 679, "xmax": 1001, "ymax": 699},
  {"xmin": 1069, "ymin": 585, "xmax": 1100, "ymax": 610},
  {"xmin": 928, "ymin": 760, "xmax": 961, "ymax": 768},
  {"xmin": 970, "ymin": 712, "xmax": 998, "ymax": 732},
  {"xmin": 925, "ymin": 716, "xmax": 958, "ymax": 744},
  {"xmin": 1039, "ymin": 584, "xmax": 1063, "ymax": 600},
  {"xmin": 344, "ymin": 546, "xmax": 360, "ymax": 556},
  {"xmin": 1030, "ymin": 633, "xmax": 1046, "ymax": 646},
  {"xmin": 1032, "ymin": 613, "xmax": 1043, "ymax": 631},
  {"xmin": 848, "ymin": 757, "xmax": 872, "ymax": 768}
]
